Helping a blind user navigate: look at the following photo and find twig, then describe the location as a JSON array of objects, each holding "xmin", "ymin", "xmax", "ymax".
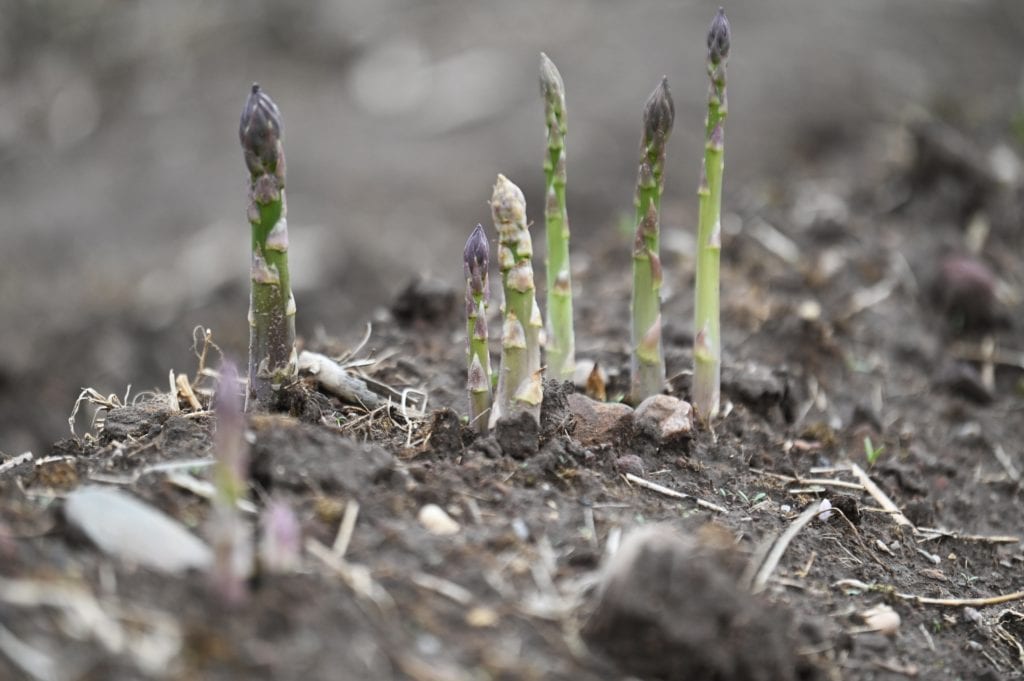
[
  {"xmin": 834, "ymin": 579, "xmax": 1024, "ymax": 607},
  {"xmin": 623, "ymin": 473, "xmax": 728, "ymax": 513},
  {"xmin": 332, "ymin": 499, "xmax": 360, "ymax": 558},
  {"xmin": 847, "ymin": 462, "xmax": 914, "ymax": 529},
  {"xmin": 751, "ymin": 468, "xmax": 865, "ymax": 491},
  {"xmin": 175, "ymin": 373, "xmax": 202, "ymax": 411},
  {"xmin": 751, "ymin": 503, "xmax": 820, "ymax": 594},
  {"xmin": 410, "ymin": 572, "xmax": 474, "ymax": 606},
  {"xmin": 915, "ymin": 527, "xmax": 1019, "ymax": 545},
  {"xmin": 306, "ymin": 538, "xmax": 394, "ymax": 611},
  {"xmin": 991, "ymin": 444, "xmax": 1021, "ymax": 484}
]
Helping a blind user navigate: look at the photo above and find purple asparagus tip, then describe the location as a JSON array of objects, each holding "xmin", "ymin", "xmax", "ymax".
[
  {"xmin": 707, "ymin": 7, "xmax": 731, "ymax": 64},
  {"xmin": 464, "ymin": 224, "xmax": 490, "ymax": 284},
  {"xmin": 239, "ymin": 83, "xmax": 283, "ymax": 174},
  {"xmin": 643, "ymin": 77, "xmax": 675, "ymax": 141}
]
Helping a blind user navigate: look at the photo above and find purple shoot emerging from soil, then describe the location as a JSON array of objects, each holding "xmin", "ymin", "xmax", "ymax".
[
  {"xmin": 464, "ymin": 224, "xmax": 493, "ymax": 434},
  {"xmin": 490, "ymin": 175, "xmax": 543, "ymax": 428},
  {"xmin": 210, "ymin": 360, "xmax": 251, "ymax": 604},
  {"xmin": 241, "ymin": 83, "xmax": 297, "ymax": 412},
  {"xmin": 630, "ymin": 77, "xmax": 674, "ymax": 404},
  {"xmin": 693, "ymin": 8, "xmax": 731, "ymax": 420},
  {"xmin": 259, "ymin": 498, "xmax": 301, "ymax": 573}
]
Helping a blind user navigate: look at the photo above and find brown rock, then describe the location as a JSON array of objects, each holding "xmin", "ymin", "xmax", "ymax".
[
  {"xmin": 567, "ymin": 394, "xmax": 632, "ymax": 446},
  {"xmin": 634, "ymin": 395, "xmax": 693, "ymax": 440}
]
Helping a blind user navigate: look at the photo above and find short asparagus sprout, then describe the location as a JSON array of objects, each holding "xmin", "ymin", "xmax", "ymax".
[
  {"xmin": 490, "ymin": 174, "xmax": 543, "ymax": 428},
  {"xmin": 630, "ymin": 77, "xmax": 675, "ymax": 404},
  {"xmin": 240, "ymin": 83, "xmax": 296, "ymax": 412},
  {"xmin": 210, "ymin": 360, "xmax": 250, "ymax": 604},
  {"xmin": 464, "ymin": 224, "xmax": 493, "ymax": 434},
  {"xmin": 693, "ymin": 8, "xmax": 731, "ymax": 419},
  {"xmin": 259, "ymin": 498, "xmax": 301, "ymax": 573},
  {"xmin": 540, "ymin": 53, "xmax": 576, "ymax": 381}
]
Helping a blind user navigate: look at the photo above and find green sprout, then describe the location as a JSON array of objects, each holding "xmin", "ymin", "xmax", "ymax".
[
  {"xmin": 464, "ymin": 224, "xmax": 493, "ymax": 434},
  {"xmin": 864, "ymin": 436, "xmax": 885, "ymax": 467},
  {"xmin": 630, "ymin": 77, "xmax": 675, "ymax": 404},
  {"xmin": 693, "ymin": 7, "xmax": 731, "ymax": 420},
  {"xmin": 490, "ymin": 174, "xmax": 543, "ymax": 427},
  {"xmin": 540, "ymin": 53, "xmax": 576, "ymax": 381},
  {"xmin": 239, "ymin": 83, "xmax": 296, "ymax": 411}
]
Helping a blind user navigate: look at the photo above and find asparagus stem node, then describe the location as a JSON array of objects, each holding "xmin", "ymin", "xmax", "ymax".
[
  {"xmin": 540, "ymin": 53, "xmax": 576, "ymax": 380},
  {"xmin": 240, "ymin": 83, "xmax": 296, "ymax": 412},
  {"xmin": 464, "ymin": 224, "xmax": 493, "ymax": 434},
  {"xmin": 693, "ymin": 8, "xmax": 731, "ymax": 420},
  {"xmin": 630, "ymin": 77, "xmax": 675, "ymax": 404},
  {"xmin": 490, "ymin": 175, "xmax": 543, "ymax": 428}
]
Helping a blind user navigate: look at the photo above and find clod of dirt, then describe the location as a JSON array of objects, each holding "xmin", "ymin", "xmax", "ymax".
[
  {"xmin": 614, "ymin": 454, "xmax": 645, "ymax": 477},
  {"xmin": 390, "ymin": 275, "xmax": 458, "ymax": 327},
  {"xmin": 583, "ymin": 524, "xmax": 815, "ymax": 681},
  {"xmin": 633, "ymin": 395, "xmax": 693, "ymax": 442},
  {"xmin": 494, "ymin": 411, "xmax": 540, "ymax": 459},
  {"xmin": 540, "ymin": 379, "xmax": 573, "ymax": 440},
  {"xmin": 567, "ymin": 393, "xmax": 632, "ymax": 447},
  {"xmin": 64, "ymin": 486, "xmax": 212, "ymax": 573},
  {"xmin": 931, "ymin": 254, "xmax": 1003, "ymax": 331},
  {"xmin": 935, "ymin": 361, "xmax": 994, "ymax": 404},
  {"xmin": 249, "ymin": 418, "xmax": 394, "ymax": 494},
  {"xmin": 101, "ymin": 405, "xmax": 172, "ymax": 441},
  {"xmin": 427, "ymin": 407, "xmax": 466, "ymax": 455},
  {"xmin": 722, "ymin": 363, "xmax": 794, "ymax": 423}
]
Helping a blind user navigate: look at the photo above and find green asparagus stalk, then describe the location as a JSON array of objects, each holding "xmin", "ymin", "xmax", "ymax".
[
  {"xmin": 540, "ymin": 53, "xmax": 575, "ymax": 381},
  {"xmin": 490, "ymin": 174, "xmax": 543, "ymax": 427},
  {"xmin": 464, "ymin": 224, "xmax": 493, "ymax": 434},
  {"xmin": 239, "ymin": 83, "xmax": 296, "ymax": 412},
  {"xmin": 629, "ymin": 77, "xmax": 675, "ymax": 404},
  {"xmin": 693, "ymin": 8, "xmax": 731, "ymax": 419}
]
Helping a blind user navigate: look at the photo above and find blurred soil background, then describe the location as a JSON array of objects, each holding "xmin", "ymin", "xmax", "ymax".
[{"xmin": 1, "ymin": 0, "xmax": 1023, "ymax": 454}]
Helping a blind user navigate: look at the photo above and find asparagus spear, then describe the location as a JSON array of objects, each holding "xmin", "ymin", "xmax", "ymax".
[
  {"xmin": 464, "ymin": 224, "xmax": 493, "ymax": 434},
  {"xmin": 693, "ymin": 8, "xmax": 731, "ymax": 419},
  {"xmin": 211, "ymin": 360, "xmax": 249, "ymax": 604},
  {"xmin": 239, "ymin": 83, "xmax": 296, "ymax": 412},
  {"xmin": 490, "ymin": 174, "xmax": 543, "ymax": 427},
  {"xmin": 540, "ymin": 53, "xmax": 576, "ymax": 381},
  {"xmin": 630, "ymin": 77, "xmax": 675, "ymax": 404}
]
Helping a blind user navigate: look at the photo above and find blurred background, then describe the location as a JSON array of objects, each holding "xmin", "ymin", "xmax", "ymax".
[{"xmin": 1, "ymin": 0, "xmax": 1022, "ymax": 454}]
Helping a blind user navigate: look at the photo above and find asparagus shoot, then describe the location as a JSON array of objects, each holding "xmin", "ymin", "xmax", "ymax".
[
  {"xmin": 693, "ymin": 8, "xmax": 731, "ymax": 419},
  {"xmin": 464, "ymin": 224, "xmax": 493, "ymax": 434},
  {"xmin": 490, "ymin": 174, "xmax": 543, "ymax": 427},
  {"xmin": 540, "ymin": 53, "xmax": 576, "ymax": 381},
  {"xmin": 630, "ymin": 77, "xmax": 675, "ymax": 404},
  {"xmin": 211, "ymin": 360, "xmax": 250, "ymax": 604},
  {"xmin": 240, "ymin": 83, "xmax": 296, "ymax": 412}
]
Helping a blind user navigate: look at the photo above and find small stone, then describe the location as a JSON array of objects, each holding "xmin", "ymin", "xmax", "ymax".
[
  {"xmin": 567, "ymin": 394, "xmax": 632, "ymax": 446},
  {"xmin": 418, "ymin": 504, "xmax": 460, "ymax": 536},
  {"xmin": 860, "ymin": 604, "xmax": 901, "ymax": 636},
  {"xmin": 633, "ymin": 395, "xmax": 693, "ymax": 440},
  {"xmin": 614, "ymin": 455, "xmax": 645, "ymax": 477},
  {"xmin": 64, "ymin": 486, "xmax": 212, "ymax": 573},
  {"xmin": 466, "ymin": 607, "xmax": 498, "ymax": 627}
]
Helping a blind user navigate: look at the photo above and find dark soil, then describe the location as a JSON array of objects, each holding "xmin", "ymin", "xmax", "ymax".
[{"xmin": 2, "ymin": 115, "xmax": 1024, "ymax": 680}]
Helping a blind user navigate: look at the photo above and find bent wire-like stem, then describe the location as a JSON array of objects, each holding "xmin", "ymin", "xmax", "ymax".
[
  {"xmin": 630, "ymin": 77, "xmax": 674, "ymax": 404},
  {"xmin": 540, "ymin": 53, "xmax": 576, "ymax": 381},
  {"xmin": 490, "ymin": 175, "xmax": 542, "ymax": 428},
  {"xmin": 693, "ymin": 8, "xmax": 731, "ymax": 420},
  {"xmin": 240, "ymin": 83, "xmax": 296, "ymax": 411}
]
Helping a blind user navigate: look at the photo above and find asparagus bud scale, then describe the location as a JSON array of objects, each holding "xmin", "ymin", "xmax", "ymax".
[
  {"xmin": 630, "ymin": 78, "xmax": 675, "ymax": 404},
  {"xmin": 240, "ymin": 83, "xmax": 296, "ymax": 411},
  {"xmin": 693, "ymin": 8, "xmax": 731, "ymax": 419},
  {"xmin": 540, "ymin": 53, "xmax": 576, "ymax": 381}
]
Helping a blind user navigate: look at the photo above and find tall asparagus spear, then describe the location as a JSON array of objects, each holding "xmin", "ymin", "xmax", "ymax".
[
  {"xmin": 630, "ymin": 78, "xmax": 675, "ymax": 404},
  {"xmin": 693, "ymin": 8, "xmax": 731, "ymax": 419},
  {"xmin": 540, "ymin": 53, "xmax": 576, "ymax": 381},
  {"xmin": 490, "ymin": 174, "xmax": 543, "ymax": 427},
  {"xmin": 464, "ymin": 224, "xmax": 492, "ymax": 434},
  {"xmin": 239, "ymin": 83, "xmax": 296, "ymax": 412}
]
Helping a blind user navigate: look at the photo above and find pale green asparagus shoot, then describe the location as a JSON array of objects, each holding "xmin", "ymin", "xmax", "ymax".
[
  {"xmin": 490, "ymin": 174, "xmax": 543, "ymax": 428},
  {"xmin": 540, "ymin": 53, "xmax": 575, "ymax": 380},
  {"xmin": 240, "ymin": 83, "xmax": 296, "ymax": 412},
  {"xmin": 464, "ymin": 224, "xmax": 493, "ymax": 434},
  {"xmin": 630, "ymin": 77, "xmax": 675, "ymax": 404},
  {"xmin": 693, "ymin": 8, "xmax": 730, "ymax": 420},
  {"xmin": 211, "ymin": 360, "xmax": 249, "ymax": 604}
]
